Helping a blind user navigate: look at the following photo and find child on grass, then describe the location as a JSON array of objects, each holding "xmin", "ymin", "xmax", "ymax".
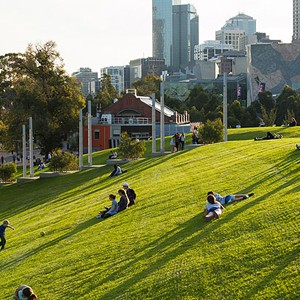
[
  {"xmin": 0, "ymin": 219, "xmax": 15, "ymax": 251},
  {"xmin": 204, "ymin": 195, "xmax": 224, "ymax": 222}
]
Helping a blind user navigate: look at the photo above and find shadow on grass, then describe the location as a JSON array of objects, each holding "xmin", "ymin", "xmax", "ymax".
[
  {"xmin": 73, "ymin": 169, "xmax": 298, "ymax": 299},
  {"xmin": 0, "ymin": 217, "xmax": 99, "ymax": 271}
]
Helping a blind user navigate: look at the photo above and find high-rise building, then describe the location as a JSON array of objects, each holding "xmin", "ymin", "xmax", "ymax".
[
  {"xmin": 72, "ymin": 68, "xmax": 99, "ymax": 98},
  {"xmin": 129, "ymin": 57, "xmax": 166, "ymax": 86},
  {"xmin": 194, "ymin": 40, "xmax": 233, "ymax": 61},
  {"xmin": 293, "ymin": 0, "xmax": 300, "ymax": 41},
  {"xmin": 172, "ymin": 4, "xmax": 199, "ymax": 72},
  {"xmin": 216, "ymin": 13, "xmax": 256, "ymax": 51},
  {"xmin": 226, "ymin": 13, "xmax": 256, "ymax": 35},
  {"xmin": 101, "ymin": 66, "xmax": 125, "ymax": 94},
  {"xmin": 152, "ymin": 0, "xmax": 181, "ymax": 67}
]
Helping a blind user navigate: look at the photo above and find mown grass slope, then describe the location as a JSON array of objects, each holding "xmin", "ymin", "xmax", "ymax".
[{"xmin": 0, "ymin": 127, "xmax": 299, "ymax": 299}]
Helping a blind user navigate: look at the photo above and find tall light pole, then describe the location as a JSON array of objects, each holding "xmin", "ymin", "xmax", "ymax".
[
  {"xmin": 87, "ymin": 100, "xmax": 92, "ymax": 167},
  {"xmin": 22, "ymin": 124, "xmax": 27, "ymax": 178},
  {"xmin": 223, "ymin": 72, "xmax": 228, "ymax": 142},
  {"xmin": 79, "ymin": 109, "xmax": 83, "ymax": 169},
  {"xmin": 152, "ymin": 93, "xmax": 156, "ymax": 154},
  {"xmin": 29, "ymin": 117, "xmax": 34, "ymax": 177}
]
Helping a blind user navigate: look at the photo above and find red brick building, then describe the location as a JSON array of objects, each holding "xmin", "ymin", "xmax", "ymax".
[{"xmin": 83, "ymin": 90, "xmax": 190, "ymax": 151}]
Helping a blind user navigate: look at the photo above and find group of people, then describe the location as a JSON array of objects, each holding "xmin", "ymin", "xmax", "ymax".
[
  {"xmin": 170, "ymin": 132, "xmax": 185, "ymax": 152},
  {"xmin": 96, "ymin": 182, "xmax": 136, "ymax": 219},
  {"xmin": 204, "ymin": 191, "xmax": 254, "ymax": 221}
]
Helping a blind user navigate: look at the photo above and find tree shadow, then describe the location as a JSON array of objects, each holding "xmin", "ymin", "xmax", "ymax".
[{"xmin": 0, "ymin": 217, "xmax": 99, "ymax": 271}]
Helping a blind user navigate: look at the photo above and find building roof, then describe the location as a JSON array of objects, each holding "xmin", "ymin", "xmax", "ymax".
[{"xmin": 138, "ymin": 96, "xmax": 175, "ymax": 117}]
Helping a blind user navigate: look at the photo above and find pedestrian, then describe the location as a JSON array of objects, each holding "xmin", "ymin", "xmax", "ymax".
[
  {"xmin": 180, "ymin": 132, "xmax": 185, "ymax": 150},
  {"xmin": 1, "ymin": 156, "xmax": 4, "ymax": 165},
  {"xmin": 0, "ymin": 219, "xmax": 15, "ymax": 251}
]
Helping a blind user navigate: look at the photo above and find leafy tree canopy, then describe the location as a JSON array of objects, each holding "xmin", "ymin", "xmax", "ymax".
[
  {"xmin": 0, "ymin": 41, "xmax": 85, "ymax": 154},
  {"xmin": 131, "ymin": 73, "xmax": 161, "ymax": 97}
]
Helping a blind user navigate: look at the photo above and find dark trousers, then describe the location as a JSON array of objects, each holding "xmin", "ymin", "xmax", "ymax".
[{"xmin": 0, "ymin": 235, "xmax": 6, "ymax": 249}]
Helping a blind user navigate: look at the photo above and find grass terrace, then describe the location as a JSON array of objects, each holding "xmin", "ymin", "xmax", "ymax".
[{"xmin": 0, "ymin": 127, "xmax": 299, "ymax": 299}]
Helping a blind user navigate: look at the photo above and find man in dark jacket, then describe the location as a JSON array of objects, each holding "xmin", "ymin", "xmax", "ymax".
[{"xmin": 123, "ymin": 182, "xmax": 136, "ymax": 206}]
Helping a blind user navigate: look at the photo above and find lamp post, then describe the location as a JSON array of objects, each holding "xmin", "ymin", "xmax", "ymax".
[{"xmin": 223, "ymin": 72, "xmax": 228, "ymax": 142}]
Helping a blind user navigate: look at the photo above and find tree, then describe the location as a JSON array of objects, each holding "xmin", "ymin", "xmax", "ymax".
[
  {"xmin": 0, "ymin": 41, "xmax": 85, "ymax": 154},
  {"xmin": 48, "ymin": 149, "xmax": 78, "ymax": 171},
  {"xmin": 198, "ymin": 119, "xmax": 223, "ymax": 144},
  {"xmin": 93, "ymin": 73, "xmax": 119, "ymax": 111},
  {"xmin": 131, "ymin": 73, "xmax": 161, "ymax": 97},
  {"xmin": 118, "ymin": 132, "xmax": 146, "ymax": 159},
  {"xmin": 275, "ymin": 85, "xmax": 300, "ymax": 125}
]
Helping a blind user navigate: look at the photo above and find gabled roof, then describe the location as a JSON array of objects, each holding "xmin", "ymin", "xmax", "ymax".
[{"xmin": 138, "ymin": 96, "xmax": 175, "ymax": 118}]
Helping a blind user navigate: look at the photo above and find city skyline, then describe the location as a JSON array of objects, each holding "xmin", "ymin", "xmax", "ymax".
[{"xmin": 0, "ymin": 0, "xmax": 293, "ymax": 74}]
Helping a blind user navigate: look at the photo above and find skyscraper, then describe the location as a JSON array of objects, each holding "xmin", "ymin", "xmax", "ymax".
[
  {"xmin": 152, "ymin": 0, "xmax": 181, "ymax": 67},
  {"xmin": 172, "ymin": 4, "xmax": 199, "ymax": 72},
  {"xmin": 293, "ymin": 0, "xmax": 300, "ymax": 41}
]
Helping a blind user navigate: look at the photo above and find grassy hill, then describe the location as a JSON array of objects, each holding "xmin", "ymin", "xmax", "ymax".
[{"xmin": 0, "ymin": 127, "xmax": 299, "ymax": 299}]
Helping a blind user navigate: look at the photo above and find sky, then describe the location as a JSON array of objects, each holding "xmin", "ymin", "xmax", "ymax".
[{"xmin": 0, "ymin": 0, "xmax": 293, "ymax": 75}]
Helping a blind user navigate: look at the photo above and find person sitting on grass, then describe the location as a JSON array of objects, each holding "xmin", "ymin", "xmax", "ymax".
[
  {"xmin": 118, "ymin": 189, "xmax": 129, "ymax": 212},
  {"xmin": 109, "ymin": 151, "xmax": 117, "ymax": 159},
  {"xmin": 0, "ymin": 219, "xmax": 15, "ymax": 251},
  {"xmin": 254, "ymin": 132, "xmax": 282, "ymax": 141},
  {"xmin": 207, "ymin": 191, "xmax": 254, "ymax": 206},
  {"xmin": 204, "ymin": 194, "xmax": 224, "ymax": 222},
  {"xmin": 13, "ymin": 285, "xmax": 38, "ymax": 300},
  {"xmin": 123, "ymin": 182, "xmax": 136, "ymax": 206},
  {"xmin": 96, "ymin": 194, "xmax": 119, "ymax": 219},
  {"xmin": 109, "ymin": 164, "xmax": 127, "ymax": 177}
]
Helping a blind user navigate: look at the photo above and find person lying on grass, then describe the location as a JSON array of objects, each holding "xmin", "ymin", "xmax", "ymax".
[
  {"xmin": 13, "ymin": 285, "xmax": 38, "ymax": 300},
  {"xmin": 96, "ymin": 194, "xmax": 119, "ymax": 219},
  {"xmin": 204, "ymin": 194, "xmax": 224, "ymax": 222},
  {"xmin": 207, "ymin": 191, "xmax": 254, "ymax": 205},
  {"xmin": 254, "ymin": 131, "xmax": 282, "ymax": 141}
]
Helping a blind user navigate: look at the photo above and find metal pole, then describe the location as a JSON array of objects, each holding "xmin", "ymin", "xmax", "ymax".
[
  {"xmin": 223, "ymin": 72, "xmax": 228, "ymax": 141},
  {"xmin": 79, "ymin": 109, "xmax": 83, "ymax": 169},
  {"xmin": 87, "ymin": 100, "xmax": 92, "ymax": 167},
  {"xmin": 160, "ymin": 82, "xmax": 165, "ymax": 153},
  {"xmin": 152, "ymin": 93, "xmax": 156, "ymax": 154},
  {"xmin": 29, "ymin": 117, "xmax": 34, "ymax": 177},
  {"xmin": 22, "ymin": 124, "xmax": 27, "ymax": 178}
]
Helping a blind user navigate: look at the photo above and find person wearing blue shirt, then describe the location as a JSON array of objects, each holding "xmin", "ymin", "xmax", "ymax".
[
  {"xmin": 96, "ymin": 194, "xmax": 119, "ymax": 219},
  {"xmin": 0, "ymin": 219, "xmax": 15, "ymax": 251}
]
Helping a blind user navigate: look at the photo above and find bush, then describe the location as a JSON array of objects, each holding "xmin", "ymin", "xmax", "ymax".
[
  {"xmin": 118, "ymin": 132, "xmax": 146, "ymax": 159},
  {"xmin": 0, "ymin": 163, "xmax": 17, "ymax": 182},
  {"xmin": 198, "ymin": 118, "xmax": 223, "ymax": 144},
  {"xmin": 48, "ymin": 149, "xmax": 78, "ymax": 171}
]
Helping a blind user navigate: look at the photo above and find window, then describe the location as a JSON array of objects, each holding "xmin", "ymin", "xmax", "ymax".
[{"xmin": 94, "ymin": 130, "xmax": 100, "ymax": 139}]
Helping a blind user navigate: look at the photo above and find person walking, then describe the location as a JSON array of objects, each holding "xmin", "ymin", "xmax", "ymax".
[{"xmin": 0, "ymin": 219, "xmax": 15, "ymax": 251}]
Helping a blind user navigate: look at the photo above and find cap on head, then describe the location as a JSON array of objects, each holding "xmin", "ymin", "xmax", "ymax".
[{"xmin": 123, "ymin": 182, "xmax": 129, "ymax": 187}]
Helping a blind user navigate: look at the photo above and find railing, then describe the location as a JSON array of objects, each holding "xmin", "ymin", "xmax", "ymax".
[{"xmin": 106, "ymin": 117, "xmax": 152, "ymax": 125}]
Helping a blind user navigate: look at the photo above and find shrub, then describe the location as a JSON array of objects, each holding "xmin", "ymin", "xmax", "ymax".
[
  {"xmin": 48, "ymin": 149, "xmax": 78, "ymax": 171},
  {"xmin": 118, "ymin": 132, "xmax": 146, "ymax": 159},
  {"xmin": 0, "ymin": 163, "xmax": 17, "ymax": 182},
  {"xmin": 198, "ymin": 118, "xmax": 223, "ymax": 144}
]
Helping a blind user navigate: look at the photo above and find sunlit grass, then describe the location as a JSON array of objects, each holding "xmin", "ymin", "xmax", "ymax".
[{"xmin": 0, "ymin": 128, "xmax": 299, "ymax": 299}]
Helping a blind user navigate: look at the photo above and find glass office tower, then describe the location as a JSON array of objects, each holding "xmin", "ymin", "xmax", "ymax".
[{"xmin": 152, "ymin": 0, "xmax": 181, "ymax": 67}]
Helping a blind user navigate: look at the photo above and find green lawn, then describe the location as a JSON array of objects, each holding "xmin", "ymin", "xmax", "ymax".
[{"xmin": 0, "ymin": 127, "xmax": 299, "ymax": 299}]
